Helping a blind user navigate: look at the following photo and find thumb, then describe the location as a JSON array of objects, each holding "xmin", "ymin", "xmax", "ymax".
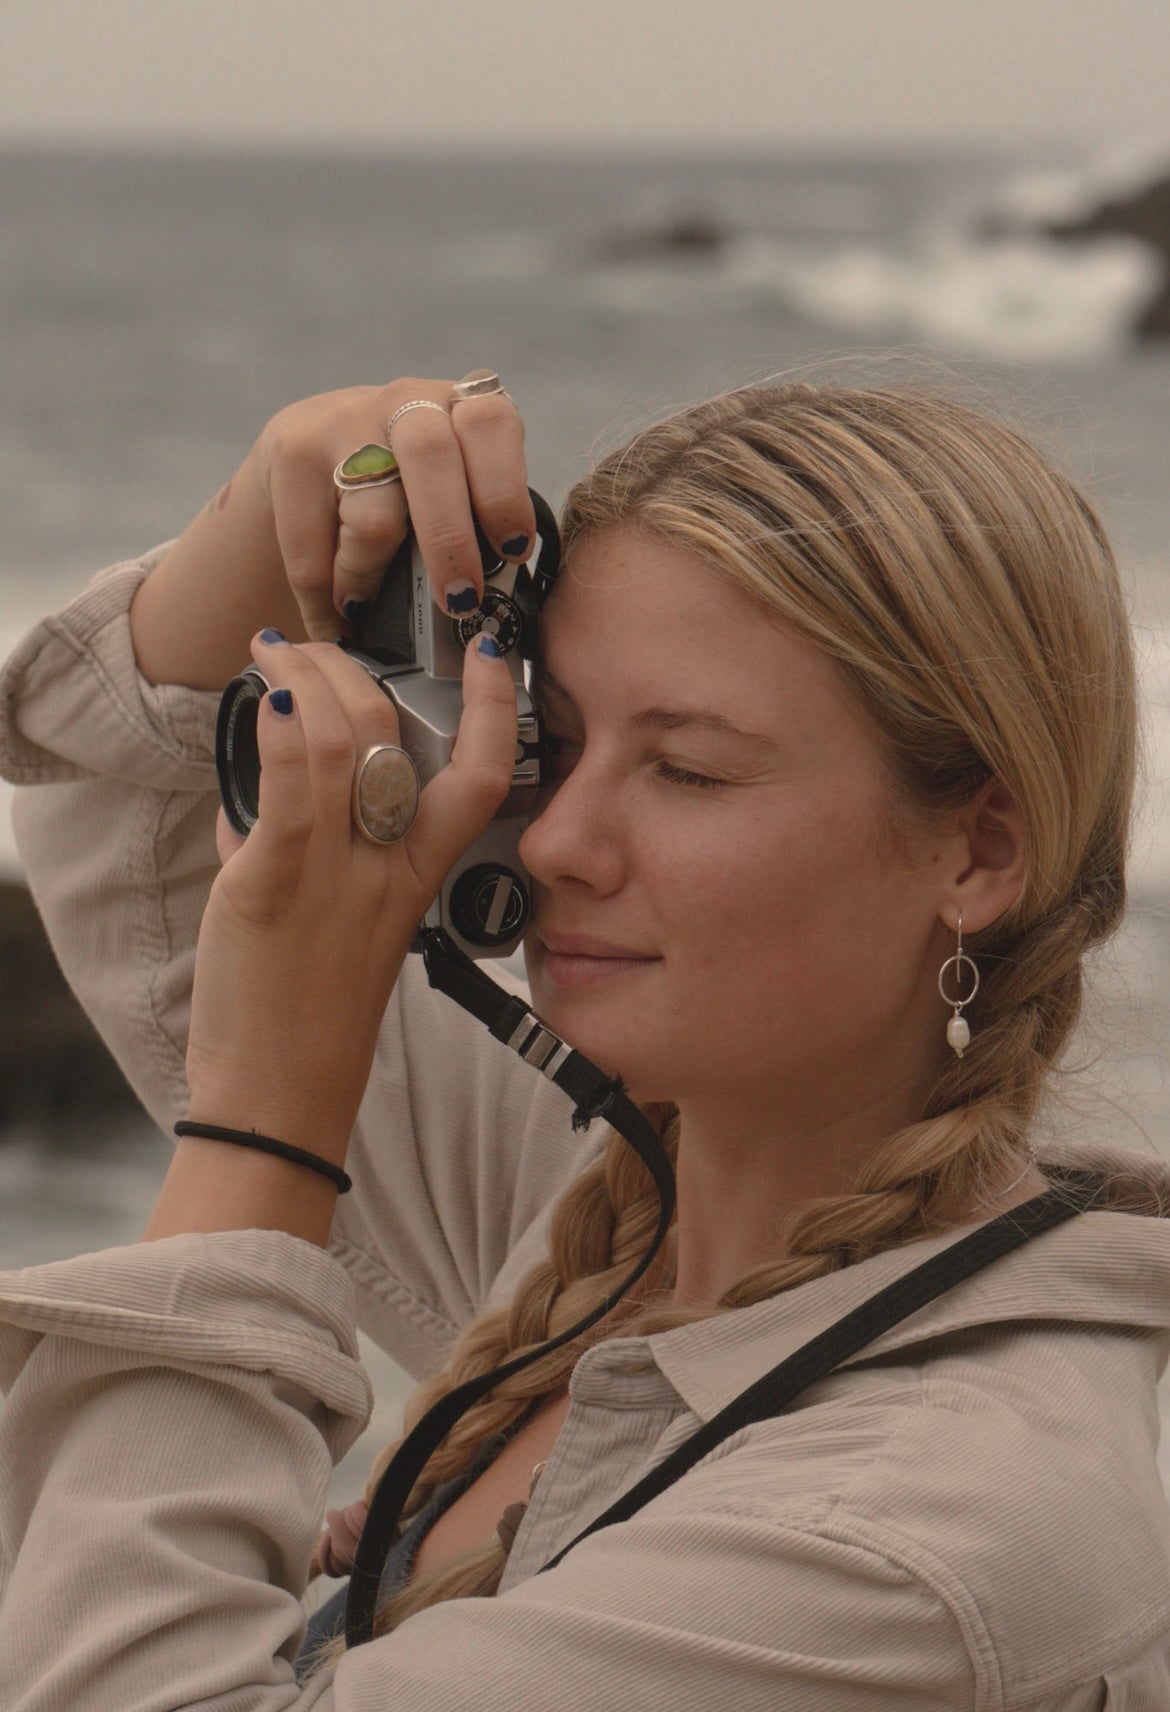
[{"xmin": 215, "ymin": 805, "xmax": 247, "ymax": 868}]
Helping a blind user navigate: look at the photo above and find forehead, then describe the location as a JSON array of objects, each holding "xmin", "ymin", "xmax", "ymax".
[{"xmin": 536, "ymin": 526, "xmax": 853, "ymax": 724}]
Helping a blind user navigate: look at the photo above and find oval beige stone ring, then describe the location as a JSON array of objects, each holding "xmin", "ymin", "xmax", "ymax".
[{"xmin": 352, "ymin": 743, "xmax": 420, "ymax": 844}]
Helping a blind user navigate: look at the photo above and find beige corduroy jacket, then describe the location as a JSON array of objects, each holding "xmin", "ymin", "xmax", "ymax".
[{"xmin": 0, "ymin": 550, "xmax": 1169, "ymax": 1711}]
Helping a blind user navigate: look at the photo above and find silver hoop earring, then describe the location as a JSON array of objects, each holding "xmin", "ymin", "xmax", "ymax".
[{"xmin": 938, "ymin": 913, "xmax": 980, "ymax": 1057}]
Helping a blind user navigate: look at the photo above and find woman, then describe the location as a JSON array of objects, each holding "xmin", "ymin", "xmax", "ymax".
[{"xmin": 0, "ymin": 372, "xmax": 1167, "ymax": 1708}]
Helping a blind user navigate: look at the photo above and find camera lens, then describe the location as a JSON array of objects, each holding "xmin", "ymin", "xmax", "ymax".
[
  {"xmin": 449, "ymin": 863, "xmax": 530, "ymax": 949},
  {"xmin": 215, "ymin": 668, "xmax": 269, "ymax": 837}
]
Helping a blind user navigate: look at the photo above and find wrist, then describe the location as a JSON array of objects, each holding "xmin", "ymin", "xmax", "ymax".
[
  {"xmin": 144, "ymin": 1133, "xmax": 341, "ymax": 1246},
  {"xmin": 184, "ymin": 1098, "xmax": 353, "ymax": 1170}
]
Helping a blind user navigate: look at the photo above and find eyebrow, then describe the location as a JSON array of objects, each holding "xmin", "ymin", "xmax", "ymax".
[{"xmin": 532, "ymin": 665, "xmax": 779, "ymax": 751}]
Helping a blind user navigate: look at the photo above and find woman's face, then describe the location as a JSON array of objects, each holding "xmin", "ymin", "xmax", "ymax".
[{"xmin": 519, "ymin": 527, "xmax": 954, "ymax": 1117}]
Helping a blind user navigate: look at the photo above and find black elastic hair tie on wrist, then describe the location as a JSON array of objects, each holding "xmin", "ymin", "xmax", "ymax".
[{"xmin": 173, "ymin": 1121, "xmax": 353, "ymax": 1194}]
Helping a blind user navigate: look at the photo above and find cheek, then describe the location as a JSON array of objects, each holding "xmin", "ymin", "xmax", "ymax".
[{"xmin": 664, "ymin": 795, "xmax": 921, "ymax": 1005}]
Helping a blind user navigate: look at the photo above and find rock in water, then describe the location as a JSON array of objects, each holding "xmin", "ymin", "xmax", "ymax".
[{"xmin": 0, "ymin": 880, "xmax": 142, "ymax": 1127}]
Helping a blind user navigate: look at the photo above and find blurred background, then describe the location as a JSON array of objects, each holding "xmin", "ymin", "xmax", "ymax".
[{"xmin": 3, "ymin": 0, "xmax": 1170, "ymax": 1507}]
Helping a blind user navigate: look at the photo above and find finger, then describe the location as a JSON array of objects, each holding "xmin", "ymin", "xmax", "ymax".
[
  {"xmin": 387, "ymin": 403, "xmax": 485, "ymax": 618},
  {"xmin": 233, "ymin": 685, "xmax": 315, "ymax": 902},
  {"xmin": 293, "ymin": 637, "xmax": 404, "ymax": 754},
  {"xmin": 270, "ymin": 451, "xmax": 345, "ymax": 643},
  {"xmin": 333, "ymin": 481, "xmax": 409, "ymax": 627},
  {"xmin": 449, "ymin": 392, "xmax": 536, "ymax": 562},
  {"xmin": 247, "ymin": 638, "xmax": 368, "ymax": 863},
  {"xmin": 407, "ymin": 634, "xmax": 517, "ymax": 895}
]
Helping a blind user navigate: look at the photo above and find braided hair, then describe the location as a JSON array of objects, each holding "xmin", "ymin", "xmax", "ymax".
[{"xmin": 311, "ymin": 379, "xmax": 1137, "ymax": 1654}]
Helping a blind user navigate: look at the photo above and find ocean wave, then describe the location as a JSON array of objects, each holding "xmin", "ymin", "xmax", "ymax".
[
  {"xmin": 570, "ymin": 224, "xmax": 1163, "ymax": 363},
  {"xmin": 755, "ymin": 231, "xmax": 1162, "ymax": 363}
]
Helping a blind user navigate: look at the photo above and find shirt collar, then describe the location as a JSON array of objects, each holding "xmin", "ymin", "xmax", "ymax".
[{"xmin": 645, "ymin": 1149, "xmax": 1170, "ymax": 1422}]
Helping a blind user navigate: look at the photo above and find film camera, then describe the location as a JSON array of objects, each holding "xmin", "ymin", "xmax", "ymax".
[{"xmin": 215, "ymin": 491, "xmax": 560, "ymax": 960}]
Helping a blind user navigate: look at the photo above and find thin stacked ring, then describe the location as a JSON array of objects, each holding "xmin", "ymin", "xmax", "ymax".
[{"xmin": 386, "ymin": 398, "xmax": 450, "ymax": 439}]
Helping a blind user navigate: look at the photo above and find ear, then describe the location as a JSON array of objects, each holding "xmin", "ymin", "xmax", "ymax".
[{"xmin": 940, "ymin": 778, "xmax": 1027, "ymax": 936}]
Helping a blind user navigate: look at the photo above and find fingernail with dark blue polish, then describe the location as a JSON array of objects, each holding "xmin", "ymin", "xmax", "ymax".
[
  {"xmin": 445, "ymin": 580, "xmax": 479, "ymax": 614},
  {"xmin": 268, "ymin": 688, "xmax": 294, "ymax": 716},
  {"xmin": 478, "ymin": 633, "xmax": 503, "ymax": 658},
  {"xmin": 259, "ymin": 627, "xmax": 287, "ymax": 644},
  {"xmin": 342, "ymin": 597, "xmax": 370, "ymax": 624},
  {"xmin": 501, "ymin": 533, "xmax": 530, "ymax": 557}
]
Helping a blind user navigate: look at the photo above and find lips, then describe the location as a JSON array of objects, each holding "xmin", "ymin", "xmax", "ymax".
[
  {"xmin": 538, "ymin": 931, "xmax": 657, "ymax": 960},
  {"xmin": 534, "ymin": 930, "xmax": 662, "ymax": 989}
]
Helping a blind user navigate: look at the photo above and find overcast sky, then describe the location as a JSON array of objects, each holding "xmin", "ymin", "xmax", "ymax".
[
  {"xmin": 6, "ymin": 0, "xmax": 1170, "ymax": 154},
  {"xmin": 5, "ymin": 0, "xmax": 1169, "ymax": 153}
]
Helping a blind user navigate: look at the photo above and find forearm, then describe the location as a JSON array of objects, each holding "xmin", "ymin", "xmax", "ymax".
[{"xmin": 129, "ymin": 448, "xmax": 310, "ymax": 691}]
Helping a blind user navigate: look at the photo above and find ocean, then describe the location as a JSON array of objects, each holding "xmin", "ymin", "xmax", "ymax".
[{"xmin": 2, "ymin": 143, "xmax": 1170, "ymax": 1503}]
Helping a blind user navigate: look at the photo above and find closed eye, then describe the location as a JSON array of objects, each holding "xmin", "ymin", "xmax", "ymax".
[
  {"xmin": 653, "ymin": 759, "xmax": 728, "ymax": 791},
  {"xmin": 541, "ymin": 731, "xmax": 728, "ymax": 793}
]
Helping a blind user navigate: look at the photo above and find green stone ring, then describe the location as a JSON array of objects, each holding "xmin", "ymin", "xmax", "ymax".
[{"xmin": 333, "ymin": 443, "xmax": 403, "ymax": 492}]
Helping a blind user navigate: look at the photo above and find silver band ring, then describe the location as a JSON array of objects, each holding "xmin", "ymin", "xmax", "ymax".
[
  {"xmin": 352, "ymin": 744, "xmax": 420, "ymax": 845},
  {"xmin": 333, "ymin": 443, "xmax": 402, "ymax": 493},
  {"xmin": 386, "ymin": 399, "xmax": 450, "ymax": 440},
  {"xmin": 451, "ymin": 368, "xmax": 506, "ymax": 403}
]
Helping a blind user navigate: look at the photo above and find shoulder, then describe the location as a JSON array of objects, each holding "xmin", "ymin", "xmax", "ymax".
[{"xmin": 665, "ymin": 1319, "xmax": 1170, "ymax": 1704}]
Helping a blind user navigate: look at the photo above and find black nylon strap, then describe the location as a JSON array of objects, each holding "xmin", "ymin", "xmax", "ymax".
[
  {"xmin": 345, "ymin": 930, "xmax": 676, "ymax": 1649},
  {"xmin": 537, "ymin": 1167, "xmax": 1103, "ymax": 1573}
]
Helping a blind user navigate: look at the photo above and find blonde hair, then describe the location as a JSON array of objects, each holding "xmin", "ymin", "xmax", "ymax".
[{"xmin": 314, "ymin": 380, "xmax": 1137, "ymax": 1658}]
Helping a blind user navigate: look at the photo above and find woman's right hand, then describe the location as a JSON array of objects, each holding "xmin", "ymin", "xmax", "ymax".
[{"xmin": 129, "ymin": 374, "xmax": 537, "ymax": 688}]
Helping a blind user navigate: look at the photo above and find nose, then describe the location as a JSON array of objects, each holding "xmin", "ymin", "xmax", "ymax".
[{"xmin": 518, "ymin": 756, "xmax": 627, "ymax": 898}]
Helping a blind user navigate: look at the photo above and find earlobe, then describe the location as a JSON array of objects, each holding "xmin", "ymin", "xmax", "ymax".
[{"xmin": 946, "ymin": 778, "xmax": 1028, "ymax": 935}]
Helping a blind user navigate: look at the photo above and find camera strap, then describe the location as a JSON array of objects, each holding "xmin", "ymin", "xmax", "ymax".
[
  {"xmin": 537, "ymin": 1166, "xmax": 1102, "ymax": 1572},
  {"xmin": 344, "ymin": 929, "xmax": 1101, "ymax": 1648},
  {"xmin": 345, "ymin": 927, "xmax": 677, "ymax": 1648}
]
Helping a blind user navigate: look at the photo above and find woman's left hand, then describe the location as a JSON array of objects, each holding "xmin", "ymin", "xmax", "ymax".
[{"xmin": 184, "ymin": 627, "xmax": 517, "ymax": 1165}]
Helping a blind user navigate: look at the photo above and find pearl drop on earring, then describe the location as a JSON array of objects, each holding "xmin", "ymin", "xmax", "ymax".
[
  {"xmin": 938, "ymin": 913, "xmax": 980, "ymax": 1059},
  {"xmin": 946, "ymin": 1013, "xmax": 971, "ymax": 1055}
]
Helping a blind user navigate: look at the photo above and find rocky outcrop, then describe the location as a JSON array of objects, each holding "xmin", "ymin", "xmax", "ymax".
[
  {"xmin": 0, "ymin": 880, "xmax": 141, "ymax": 1126},
  {"xmin": 1040, "ymin": 172, "xmax": 1170, "ymax": 340},
  {"xmin": 976, "ymin": 149, "xmax": 1170, "ymax": 342},
  {"xmin": 591, "ymin": 214, "xmax": 728, "ymax": 265}
]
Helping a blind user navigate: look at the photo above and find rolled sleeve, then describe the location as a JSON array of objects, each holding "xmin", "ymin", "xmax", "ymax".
[
  {"xmin": 0, "ymin": 1233, "xmax": 371, "ymax": 1712},
  {"xmin": 0, "ymin": 1243, "xmax": 981, "ymax": 1712},
  {"xmin": 2, "ymin": 547, "xmax": 223, "ymax": 1130}
]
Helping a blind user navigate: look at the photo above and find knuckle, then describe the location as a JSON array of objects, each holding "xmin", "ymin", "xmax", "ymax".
[
  {"xmin": 384, "ymin": 375, "xmax": 433, "ymax": 398},
  {"xmin": 298, "ymin": 641, "xmax": 343, "ymax": 667},
  {"xmin": 339, "ymin": 506, "xmax": 397, "ymax": 552},
  {"xmin": 394, "ymin": 413, "xmax": 451, "ymax": 457},
  {"xmin": 310, "ymin": 728, "xmax": 356, "ymax": 773},
  {"xmin": 466, "ymin": 482, "xmax": 519, "ymax": 519},
  {"xmin": 283, "ymin": 558, "xmax": 321, "ymax": 595},
  {"xmin": 464, "ymin": 756, "xmax": 513, "ymax": 806},
  {"xmin": 266, "ymin": 416, "xmax": 315, "ymax": 469},
  {"xmin": 452, "ymin": 395, "xmax": 517, "ymax": 438},
  {"xmin": 423, "ymin": 519, "xmax": 477, "ymax": 564}
]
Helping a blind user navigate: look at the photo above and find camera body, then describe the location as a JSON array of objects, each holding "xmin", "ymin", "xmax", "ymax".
[{"xmin": 216, "ymin": 491, "xmax": 560, "ymax": 960}]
